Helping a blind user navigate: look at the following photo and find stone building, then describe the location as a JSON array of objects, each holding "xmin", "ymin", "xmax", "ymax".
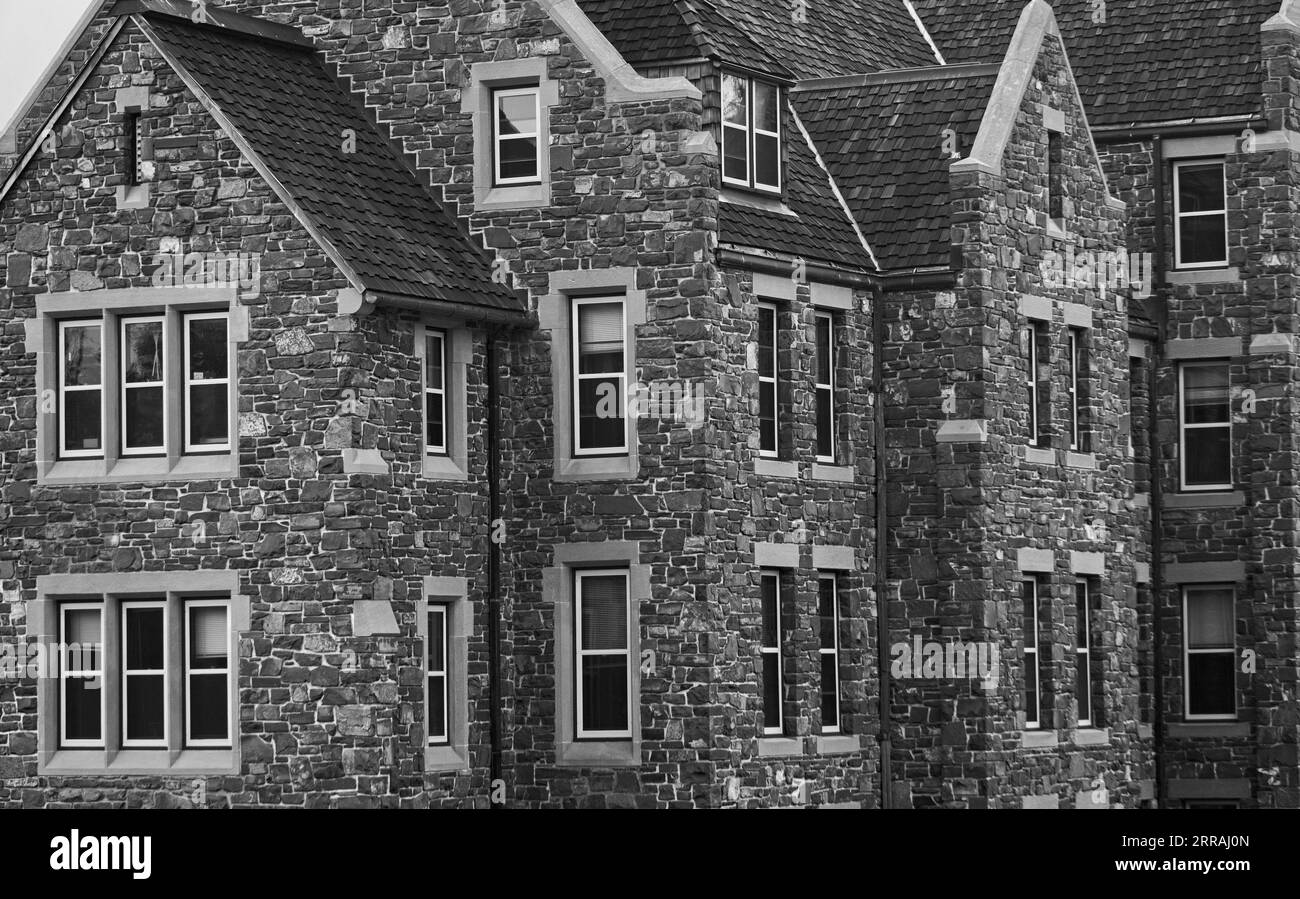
[{"xmin": 0, "ymin": 0, "xmax": 1292, "ymax": 808}]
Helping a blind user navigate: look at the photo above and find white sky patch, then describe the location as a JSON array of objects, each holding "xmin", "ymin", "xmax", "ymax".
[{"xmin": 0, "ymin": 0, "xmax": 99, "ymax": 139}]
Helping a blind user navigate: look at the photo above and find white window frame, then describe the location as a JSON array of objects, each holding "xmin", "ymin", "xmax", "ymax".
[
  {"xmin": 1026, "ymin": 323, "xmax": 1040, "ymax": 446},
  {"xmin": 121, "ymin": 599, "xmax": 168, "ymax": 748},
  {"xmin": 758, "ymin": 302, "xmax": 779, "ymax": 458},
  {"xmin": 814, "ymin": 310, "xmax": 835, "ymax": 463},
  {"xmin": 184, "ymin": 598, "xmax": 232, "ymax": 748},
  {"xmin": 1172, "ymin": 159, "xmax": 1228, "ymax": 270},
  {"xmin": 120, "ymin": 314, "xmax": 167, "ymax": 456},
  {"xmin": 760, "ymin": 570, "xmax": 783, "ymax": 736},
  {"xmin": 1183, "ymin": 585, "xmax": 1237, "ymax": 721},
  {"xmin": 1067, "ymin": 327, "xmax": 1081, "ymax": 451},
  {"xmin": 721, "ymin": 73, "xmax": 782, "ymax": 193},
  {"xmin": 1075, "ymin": 579, "xmax": 1092, "ymax": 727},
  {"xmin": 182, "ymin": 311, "xmax": 231, "ymax": 454},
  {"xmin": 59, "ymin": 602, "xmax": 105, "ymax": 749},
  {"xmin": 1023, "ymin": 578, "xmax": 1040, "ymax": 730},
  {"xmin": 818, "ymin": 575, "xmax": 840, "ymax": 735},
  {"xmin": 58, "ymin": 318, "xmax": 104, "ymax": 459},
  {"xmin": 424, "ymin": 328, "xmax": 448, "ymax": 457},
  {"xmin": 492, "ymin": 85, "xmax": 542, "ymax": 187},
  {"xmin": 571, "ymin": 296, "xmax": 628, "ymax": 457},
  {"xmin": 427, "ymin": 604, "xmax": 450, "ymax": 746},
  {"xmin": 1178, "ymin": 360, "xmax": 1232, "ymax": 492},
  {"xmin": 574, "ymin": 568, "xmax": 633, "ymax": 740}
]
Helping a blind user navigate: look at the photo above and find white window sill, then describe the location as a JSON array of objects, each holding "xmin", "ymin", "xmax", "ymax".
[
  {"xmin": 1065, "ymin": 451, "xmax": 1096, "ymax": 470},
  {"xmin": 1023, "ymin": 446, "xmax": 1056, "ymax": 465},
  {"xmin": 39, "ymin": 453, "xmax": 237, "ymax": 485},
  {"xmin": 116, "ymin": 183, "xmax": 150, "ymax": 209},
  {"xmin": 1166, "ymin": 267, "xmax": 1239, "ymax": 285},
  {"xmin": 1021, "ymin": 729, "xmax": 1058, "ymax": 749},
  {"xmin": 1165, "ymin": 491, "xmax": 1243, "ymax": 509},
  {"xmin": 555, "ymin": 454, "xmax": 637, "ymax": 483},
  {"xmin": 425, "ymin": 744, "xmax": 470, "ymax": 774},
  {"xmin": 39, "ymin": 748, "xmax": 235, "ymax": 776},
  {"xmin": 556, "ymin": 738, "xmax": 638, "ymax": 768},
  {"xmin": 754, "ymin": 457, "xmax": 799, "ymax": 479},
  {"xmin": 756, "ymin": 736, "xmax": 802, "ymax": 757},
  {"xmin": 810, "ymin": 463, "xmax": 854, "ymax": 482},
  {"xmin": 476, "ymin": 182, "xmax": 548, "ymax": 212},
  {"xmin": 813, "ymin": 734, "xmax": 859, "ymax": 755},
  {"xmin": 422, "ymin": 454, "xmax": 469, "ymax": 482},
  {"xmin": 1045, "ymin": 217, "xmax": 1068, "ymax": 240},
  {"xmin": 1070, "ymin": 728, "xmax": 1109, "ymax": 746}
]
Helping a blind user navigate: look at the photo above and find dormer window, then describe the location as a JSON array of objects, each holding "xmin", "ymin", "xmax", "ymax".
[{"xmin": 721, "ymin": 73, "xmax": 781, "ymax": 193}]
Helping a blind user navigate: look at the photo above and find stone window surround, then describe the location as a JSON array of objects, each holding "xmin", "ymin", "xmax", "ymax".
[
  {"xmin": 1163, "ymin": 136, "xmax": 1239, "ymax": 281},
  {"xmin": 1016, "ymin": 295, "xmax": 1096, "ymax": 467},
  {"xmin": 540, "ymin": 268, "xmax": 647, "ymax": 482},
  {"xmin": 1177, "ymin": 581, "xmax": 1240, "ymax": 723},
  {"xmin": 750, "ymin": 274, "xmax": 856, "ymax": 483},
  {"xmin": 418, "ymin": 576, "xmax": 470, "ymax": 773},
  {"xmin": 545, "ymin": 541, "xmax": 649, "ymax": 768},
  {"xmin": 29, "ymin": 287, "xmax": 247, "ymax": 486},
  {"xmin": 1041, "ymin": 105, "xmax": 1067, "ymax": 239},
  {"xmin": 462, "ymin": 57, "xmax": 560, "ymax": 212},
  {"xmin": 115, "ymin": 86, "xmax": 151, "ymax": 210},
  {"xmin": 31, "ymin": 570, "xmax": 246, "ymax": 776},
  {"xmin": 414, "ymin": 322, "xmax": 470, "ymax": 481}
]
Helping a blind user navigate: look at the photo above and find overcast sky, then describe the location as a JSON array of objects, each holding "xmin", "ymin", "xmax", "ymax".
[{"xmin": 0, "ymin": 0, "xmax": 99, "ymax": 135}]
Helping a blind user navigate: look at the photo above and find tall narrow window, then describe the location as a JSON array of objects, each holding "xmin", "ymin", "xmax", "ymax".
[
  {"xmin": 122, "ymin": 600, "xmax": 167, "ymax": 746},
  {"xmin": 425, "ymin": 329, "xmax": 447, "ymax": 455},
  {"xmin": 1025, "ymin": 323, "xmax": 1040, "ymax": 446},
  {"xmin": 1023, "ymin": 578, "xmax": 1041, "ymax": 729},
  {"xmin": 572, "ymin": 298, "xmax": 626, "ymax": 455},
  {"xmin": 815, "ymin": 312, "xmax": 834, "ymax": 462},
  {"xmin": 1173, "ymin": 160, "xmax": 1227, "ymax": 268},
  {"xmin": 575, "ymin": 570, "xmax": 630, "ymax": 739},
  {"xmin": 1047, "ymin": 128, "xmax": 1064, "ymax": 222},
  {"xmin": 1075, "ymin": 579, "xmax": 1093, "ymax": 727},
  {"xmin": 1067, "ymin": 327, "xmax": 1083, "ymax": 451},
  {"xmin": 427, "ymin": 606, "xmax": 449, "ymax": 745},
  {"xmin": 59, "ymin": 319, "xmax": 103, "ymax": 458},
  {"xmin": 493, "ymin": 86, "xmax": 541, "ymax": 186},
  {"xmin": 757, "ymin": 303, "xmax": 779, "ymax": 457},
  {"xmin": 186, "ymin": 601, "xmax": 230, "ymax": 746},
  {"xmin": 1184, "ymin": 586, "xmax": 1236, "ymax": 720},
  {"xmin": 760, "ymin": 571, "xmax": 783, "ymax": 735},
  {"xmin": 121, "ymin": 316, "xmax": 165, "ymax": 455},
  {"xmin": 184, "ymin": 312, "xmax": 229, "ymax": 452},
  {"xmin": 60, "ymin": 604, "xmax": 103, "ymax": 747},
  {"xmin": 721, "ymin": 73, "xmax": 781, "ymax": 193},
  {"xmin": 1179, "ymin": 361, "xmax": 1231, "ymax": 490},
  {"xmin": 818, "ymin": 576, "xmax": 840, "ymax": 734},
  {"xmin": 127, "ymin": 111, "xmax": 143, "ymax": 186}
]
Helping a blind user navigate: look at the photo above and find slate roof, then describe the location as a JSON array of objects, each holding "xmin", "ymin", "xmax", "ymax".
[
  {"xmin": 795, "ymin": 67, "xmax": 998, "ymax": 272},
  {"xmin": 912, "ymin": 0, "xmax": 1279, "ymax": 129},
  {"xmin": 719, "ymin": 105, "xmax": 873, "ymax": 270},
  {"xmin": 139, "ymin": 11, "xmax": 521, "ymax": 312},
  {"xmin": 578, "ymin": 0, "xmax": 937, "ymax": 79}
]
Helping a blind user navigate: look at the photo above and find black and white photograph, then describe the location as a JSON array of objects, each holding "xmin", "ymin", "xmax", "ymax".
[{"xmin": 0, "ymin": 0, "xmax": 1289, "ymax": 875}]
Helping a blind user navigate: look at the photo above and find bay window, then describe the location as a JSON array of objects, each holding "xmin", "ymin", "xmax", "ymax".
[{"xmin": 722, "ymin": 72, "xmax": 781, "ymax": 193}]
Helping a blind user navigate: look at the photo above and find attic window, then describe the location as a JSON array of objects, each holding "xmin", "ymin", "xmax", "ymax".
[
  {"xmin": 127, "ymin": 111, "xmax": 144, "ymax": 186},
  {"xmin": 722, "ymin": 73, "xmax": 781, "ymax": 194}
]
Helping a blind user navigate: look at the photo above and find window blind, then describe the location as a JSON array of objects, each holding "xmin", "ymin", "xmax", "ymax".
[
  {"xmin": 191, "ymin": 606, "xmax": 228, "ymax": 660},
  {"xmin": 580, "ymin": 575, "xmax": 627, "ymax": 651}
]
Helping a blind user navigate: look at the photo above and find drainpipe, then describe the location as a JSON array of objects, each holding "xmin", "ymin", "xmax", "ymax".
[
  {"xmin": 486, "ymin": 325, "xmax": 505, "ymax": 805},
  {"xmin": 1149, "ymin": 135, "xmax": 1169, "ymax": 808},
  {"xmin": 872, "ymin": 283, "xmax": 893, "ymax": 809}
]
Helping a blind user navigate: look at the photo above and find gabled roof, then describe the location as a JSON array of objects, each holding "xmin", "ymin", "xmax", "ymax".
[
  {"xmin": 795, "ymin": 66, "xmax": 997, "ymax": 272},
  {"xmin": 719, "ymin": 105, "xmax": 874, "ymax": 270},
  {"xmin": 913, "ymin": 0, "xmax": 1280, "ymax": 129},
  {"xmin": 3, "ymin": 2, "xmax": 521, "ymax": 316},
  {"xmin": 578, "ymin": 0, "xmax": 937, "ymax": 79}
]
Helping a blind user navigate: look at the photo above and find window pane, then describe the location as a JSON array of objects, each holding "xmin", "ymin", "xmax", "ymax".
[
  {"xmin": 758, "ymin": 308, "xmax": 775, "ymax": 377},
  {"xmin": 760, "ymin": 576, "xmax": 778, "ymax": 647},
  {"xmin": 65, "ymin": 677, "xmax": 101, "ymax": 741},
  {"xmin": 497, "ymin": 92, "xmax": 537, "ymax": 136},
  {"xmin": 1183, "ymin": 366, "xmax": 1228, "ymax": 423},
  {"xmin": 816, "ymin": 387, "xmax": 833, "ymax": 458},
  {"xmin": 498, "ymin": 137, "xmax": 538, "ymax": 181},
  {"xmin": 428, "ymin": 610, "xmax": 446, "ymax": 671},
  {"xmin": 762, "ymin": 653, "xmax": 781, "ymax": 726},
  {"xmin": 1188, "ymin": 654, "xmax": 1235, "ymax": 717},
  {"xmin": 578, "ymin": 303, "xmax": 623, "ymax": 374},
  {"xmin": 1188, "ymin": 589, "xmax": 1233, "ymax": 648},
  {"xmin": 1184, "ymin": 428, "xmax": 1230, "ymax": 486},
  {"xmin": 123, "ymin": 320, "xmax": 163, "ymax": 383},
  {"xmin": 1075, "ymin": 582, "xmax": 1089, "ymax": 650},
  {"xmin": 1179, "ymin": 216, "xmax": 1227, "ymax": 265},
  {"xmin": 753, "ymin": 82, "xmax": 778, "ymax": 133},
  {"xmin": 818, "ymin": 580, "xmax": 836, "ymax": 648},
  {"xmin": 65, "ymin": 608, "xmax": 100, "ymax": 657},
  {"xmin": 126, "ymin": 607, "xmax": 164, "ymax": 669},
  {"xmin": 190, "ymin": 605, "xmax": 228, "ymax": 669},
  {"xmin": 1024, "ymin": 655, "xmax": 1038, "ymax": 722},
  {"xmin": 815, "ymin": 317, "xmax": 832, "ymax": 384},
  {"xmin": 759, "ymin": 382, "xmax": 776, "ymax": 453},
  {"xmin": 722, "ymin": 74, "xmax": 747, "ymax": 126},
  {"xmin": 64, "ymin": 390, "xmax": 102, "ymax": 451},
  {"xmin": 426, "ymin": 392, "xmax": 446, "ymax": 450},
  {"xmin": 580, "ymin": 575, "xmax": 627, "ymax": 651},
  {"xmin": 428, "ymin": 674, "xmax": 447, "ymax": 740},
  {"xmin": 426, "ymin": 334, "xmax": 444, "ymax": 390},
  {"xmin": 126, "ymin": 675, "xmax": 165, "ymax": 741},
  {"xmin": 125, "ymin": 386, "xmax": 164, "ymax": 449},
  {"xmin": 188, "ymin": 317, "xmax": 227, "ymax": 380},
  {"xmin": 754, "ymin": 132, "xmax": 779, "ymax": 187},
  {"xmin": 821, "ymin": 654, "xmax": 838, "ymax": 728},
  {"xmin": 723, "ymin": 126, "xmax": 748, "ymax": 181},
  {"xmin": 189, "ymin": 383, "xmax": 228, "ymax": 446},
  {"xmin": 189, "ymin": 674, "xmax": 228, "ymax": 741},
  {"xmin": 63, "ymin": 325, "xmax": 101, "ymax": 385},
  {"xmin": 581, "ymin": 656, "xmax": 628, "ymax": 732},
  {"xmin": 1178, "ymin": 164, "xmax": 1224, "ymax": 213}
]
